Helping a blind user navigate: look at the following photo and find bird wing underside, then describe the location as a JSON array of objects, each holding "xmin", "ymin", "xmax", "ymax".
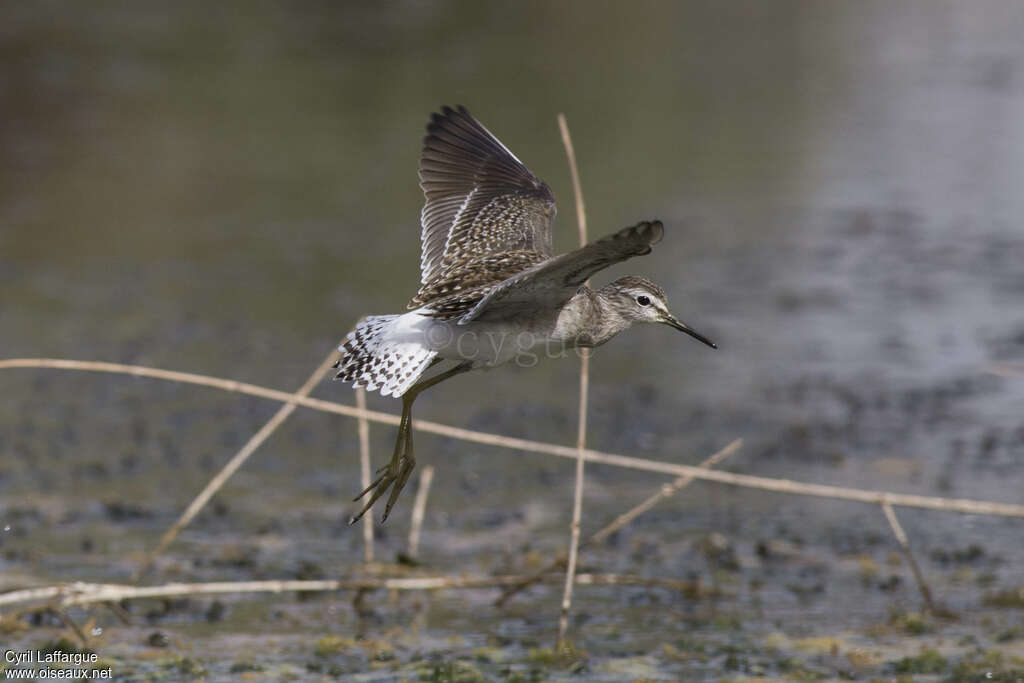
[
  {"xmin": 454, "ymin": 220, "xmax": 665, "ymax": 323},
  {"xmin": 418, "ymin": 106, "xmax": 556, "ymax": 288}
]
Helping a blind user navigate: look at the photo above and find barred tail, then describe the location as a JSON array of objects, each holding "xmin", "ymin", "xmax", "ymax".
[{"xmin": 332, "ymin": 315, "xmax": 437, "ymax": 397}]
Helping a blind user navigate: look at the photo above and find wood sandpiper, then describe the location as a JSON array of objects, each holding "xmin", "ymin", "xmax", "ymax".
[{"xmin": 333, "ymin": 105, "xmax": 716, "ymax": 523}]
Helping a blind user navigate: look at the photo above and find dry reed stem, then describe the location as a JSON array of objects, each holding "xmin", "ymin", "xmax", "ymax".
[
  {"xmin": 881, "ymin": 499, "xmax": 936, "ymax": 612},
  {"xmin": 356, "ymin": 387, "xmax": 374, "ymax": 564},
  {"xmin": 408, "ymin": 465, "xmax": 435, "ymax": 560},
  {"xmin": 0, "ymin": 574, "xmax": 702, "ymax": 612},
  {"xmin": 52, "ymin": 608, "xmax": 88, "ymax": 646},
  {"xmin": 2, "ymin": 359, "xmax": 1024, "ymax": 517},
  {"xmin": 130, "ymin": 348, "xmax": 341, "ymax": 582},
  {"xmin": 104, "ymin": 600, "xmax": 131, "ymax": 625},
  {"xmin": 590, "ymin": 438, "xmax": 742, "ymax": 545},
  {"xmin": 496, "ymin": 438, "xmax": 742, "ymax": 607},
  {"xmin": 557, "ymin": 112, "xmax": 590, "ymax": 648}
]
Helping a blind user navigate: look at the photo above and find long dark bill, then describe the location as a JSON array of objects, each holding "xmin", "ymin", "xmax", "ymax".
[{"xmin": 663, "ymin": 315, "xmax": 717, "ymax": 349}]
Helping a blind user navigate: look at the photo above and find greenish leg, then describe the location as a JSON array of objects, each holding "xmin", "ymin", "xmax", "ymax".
[{"xmin": 350, "ymin": 362, "xmax": 471, "ymax": 524}]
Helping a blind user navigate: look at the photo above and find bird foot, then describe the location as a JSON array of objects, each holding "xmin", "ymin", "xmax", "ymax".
[{"xmin": 349, "ymin": 454, "xmax": 416, "ymax": 524}]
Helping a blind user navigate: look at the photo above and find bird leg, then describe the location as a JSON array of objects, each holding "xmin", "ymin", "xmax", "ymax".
[
  {"xmin": 350, "ymin": 362, "xmax": 471, "ymax": 523},
  {"xmin": 350, "ymin": 395, "xmax": 414, "ymax": 523}
]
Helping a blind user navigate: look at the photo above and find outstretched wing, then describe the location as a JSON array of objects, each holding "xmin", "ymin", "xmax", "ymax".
[
  {"xmin": 456, "ymin": 220, "xmax": 664, "ymax": 323},
  {"xmin": 418, "ymin": 105, "xmax": 556, "ymax": 287}
]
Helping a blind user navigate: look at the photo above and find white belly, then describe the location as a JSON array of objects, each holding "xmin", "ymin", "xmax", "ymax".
[{"xmin": 406, "ymin": 309, "xmax": 569, "ymax": 367}]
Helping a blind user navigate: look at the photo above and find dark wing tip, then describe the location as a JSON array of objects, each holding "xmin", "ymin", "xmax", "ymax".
[
  {"xmin": 611, "ymin": 220, "xmax": 665, "ymax": 246},
  {"xmin": 427, "ymin": 105, "xmax": 473, "ymax": 133},
  {"xmin": 422, "ymin": 106, "xmax": 492, "ymax": 162},
  {"xmin": 643, "ymin": 220, "xmax": 665, "ymax": 244},
  {"xmin": 419, "ymin": 106, "xmax": 551, "ymax": 200}
]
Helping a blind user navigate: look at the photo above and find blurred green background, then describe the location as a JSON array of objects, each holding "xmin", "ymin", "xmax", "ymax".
[{"xmin": 2, "ymin": 1, "xmax": 1023, "ymax": 679}]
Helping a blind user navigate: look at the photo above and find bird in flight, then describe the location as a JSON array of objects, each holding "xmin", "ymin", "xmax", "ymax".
[{"xmin": 333, "ymin": 105, "xmax": 716, "ymax": 523}]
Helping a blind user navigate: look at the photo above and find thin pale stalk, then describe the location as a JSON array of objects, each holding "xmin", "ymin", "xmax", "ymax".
[
  {"xmin": 590, "ymin": 438, "xmax": 742, "ymax": 544},
  {"xmin": 131, "ymin": 347, "xmax": 341, "ymax": 582},
  {"xmin": 496, "ymin": 438, "xmax": 741, "ymax": 607},
  {"xmin": 355, "ymin": 387, "xmax": 374, "ymax": 563},
  {"xmin": 557, "ymin": 112, "xmax": 590, "ymax": 648},
  {"xmin": 881, "ymin": 499, "xmax": 936, "ymax": 612},
  {"xmin": 408, "ymin": 465, "xmax": 435, "ymax": 560},
  {"xmin": 52, "ymin": 608, "xmax": 88, "ymax": 646},
  {"xmin": 104, "ymin": 600, "xmax": 132, "ymax": 625}
]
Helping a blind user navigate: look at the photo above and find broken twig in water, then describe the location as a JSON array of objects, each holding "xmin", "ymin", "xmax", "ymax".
[
  {"xmin": 130, "ymin": 346, "xmax": 342, "ymax": 582},
  {"xmin": 497, "ymin": 438, "xmax": 742, "ymax": 607},
  {"xmin": 881, "ymin": 498, "xmax": 936, "ymax": 613}
]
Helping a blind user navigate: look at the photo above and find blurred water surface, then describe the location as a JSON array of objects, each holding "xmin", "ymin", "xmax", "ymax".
[{"xmin": 2, "ymin": 1, "xmax": 1024, "ymax": 679}]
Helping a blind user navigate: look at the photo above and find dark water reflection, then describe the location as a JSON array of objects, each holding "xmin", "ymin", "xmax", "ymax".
[{"xmin": 2, "ymin": 1, "xmax": 1024, "ymax": 679}]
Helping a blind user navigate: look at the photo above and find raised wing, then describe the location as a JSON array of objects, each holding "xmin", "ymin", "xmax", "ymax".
[
  {"xmin": 408, "ymin": 249, "xmax": 547, "ymax": 311},
  {"xmin": 457, "ymin": 220, "xmax": 664, "ymax": 324},
  {"xmin": 418, "ymin": 105, "xmax": 556, "ymax": 287}
]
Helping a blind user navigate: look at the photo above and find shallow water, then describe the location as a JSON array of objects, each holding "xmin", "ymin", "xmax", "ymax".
[{"xmin": 2, "ymin": 1, "xmax": 1024, "ymax": 680}]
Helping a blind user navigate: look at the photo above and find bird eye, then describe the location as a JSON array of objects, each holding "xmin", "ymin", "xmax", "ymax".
[{"xmin": 636, "ymin": 295, "xmax": 651, "ymax": 306}]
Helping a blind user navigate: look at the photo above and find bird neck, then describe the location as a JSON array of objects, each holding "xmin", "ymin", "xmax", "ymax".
[{"xmin": 558, "ymin": 286, "xmax": 632, "ymax": 348}]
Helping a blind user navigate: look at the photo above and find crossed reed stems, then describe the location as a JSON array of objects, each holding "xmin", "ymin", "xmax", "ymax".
[{"xmin": 1, "ymin": 118, "xmax": 1022, "ymax": 647}]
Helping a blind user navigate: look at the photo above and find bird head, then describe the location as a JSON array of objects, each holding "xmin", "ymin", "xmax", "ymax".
[{"xmin": 602, "ymin": 276, "xmax": 717, "ymax": 349}]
